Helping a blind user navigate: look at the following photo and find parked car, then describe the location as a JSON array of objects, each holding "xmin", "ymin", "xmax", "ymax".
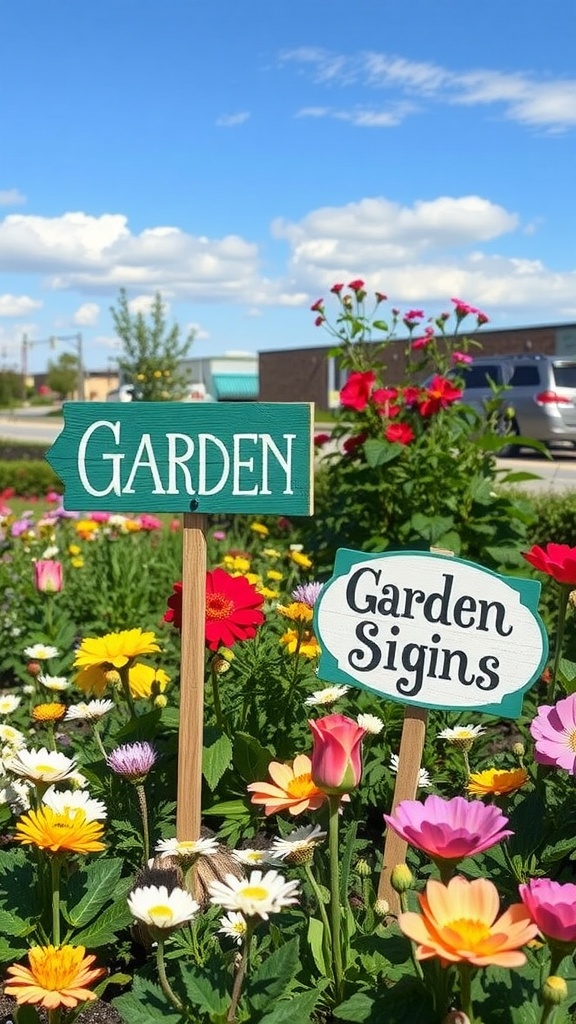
[
  {"xmin": 106, "ymin": 384, "xmax": 142, "ymax": 402},
  {"xmin": 454, "ymin": 354, "xmax": 576, "ymax": 454}
]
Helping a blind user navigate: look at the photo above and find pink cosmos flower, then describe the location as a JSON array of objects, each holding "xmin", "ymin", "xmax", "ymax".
[
  {"xmin": 309, "ymin": 713, "xmax": 367, "ymax": 795},
  {"xmin": 530, "ymin": 692, "xmax": 576, "ymax": 772},
  {"xmin": 384, "ymin": 795, "xmax": 512, "ymax": 865},
  {"xmin": 34, "ymin": 560, "xmax": 63, "ymax": 594},
  {"xmin": 519, "ymin": 878, "xmax": 576, "ymax": 944}
]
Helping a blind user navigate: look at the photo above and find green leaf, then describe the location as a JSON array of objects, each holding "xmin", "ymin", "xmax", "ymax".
[
  {"xmin": 0, "ymin": 908, "xmax": 34, "ymax": 937},
  {"xmin": 72, "ymin": 897, "xmax": 133, "ymax": 946},
  {"xmin": 12, "ymin": 1005, "xmax": 42, "ymax": 1024},
  {"xmin": 334, "ymin": 993, "xmax": 378, "ymax": 1022},
  {"xmin": 202, "ymin": 732, "xmax": 233, "ymax": 790},
  {"xmin": 372, "ymin": 320, "xmax": 389, "ymax": 332},
  {"xmin": 306, "ymin": 917, "xmax": 328, "ymax": 975},
  {"xmin": 410, "ymin": 512, "xmax": 454, "ymax": 543},
  {"xmin": 364, "ymin": 439, "xmax": 403, "ymax": 468},
  {"xmin": 434, "ymin": 530, "xmax": 461, "ymax": 556},
  {"xmin": 203, "ymin": 799, "xmax": 252, "ymax": 818},
  {"xmin": 63, "ymin": 858, "xmax": 124, "ymax": 927},
  {"xmin": 257, "ymin": 988, "xmax": 320, "ymax": 1024},
  {"xmin": 498, "ymin": 471, "xmax": 541, "ymax": 484},
  {"xmin": 113, "ymin": 975, "xmax": 183, "ymax": 1024},
  {"xmin": 249, "ymin": 936, "xmax": 300, "ymax": 1011},
  {"xmin": 233, "ymin": 731, "xmax": 275, "ymax": 783},
  {"xmin": 179, "ymin": 961, "xmax": 228, "ymax": 1015}
]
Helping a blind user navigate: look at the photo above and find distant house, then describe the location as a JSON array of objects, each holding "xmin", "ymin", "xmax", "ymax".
[{"xmin": 179, "ymin": 351, "xmax": 259, "ymax": 402}]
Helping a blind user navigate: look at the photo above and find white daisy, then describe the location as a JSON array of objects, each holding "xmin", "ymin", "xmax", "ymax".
[
  {"xmin": 0, "ymin": 725, "xmax": 26, "ymax": 751},
  {"xmin": 64, "ymin": 699, "xmax": 115, "ymax": 721},
  {"xmin": 67, "ymin": 770, "xmax": 89, "ymax": 789},
  {"xmin": 304, "ymin": 685, "xmax": 350, "ymax": 707},
  {"xmin": 231, "ymin": 848, "xmax": 280, "ymax": 866},
  {"xmin": 39, "ymin": 675, "xmax": 71, "ymax": 693},
  {"xmin": 389, "ymin": 753, "xmax": 432, "ymax": 789},
  {"xmin": 4, "ymin": 747, "xmax": 77, "ymax": 783},
  {"xmin": 0, "ymin": 779, "xmax": 31, "ymax": 813},
  {"xmin": 270, "ymin": 824, "xmax": 327, "ymax": 860},
  {"xmin": 23, "ymin": 644, "xmax": 60, "ymax": 661},
  {"xmin": 127, "ymin": 885, "xmax": 199, "ymax": 930},
  {"xmin": 438, "ymin": 725, "xmax": 486, "ymax": 742},
  {"xmin": 42, "ymin": 786, "xmax": 107, "ymax": 821},
  {"xmin": 208, "ymin": 870, "xmax": 300, "ymax": 920},
  {"xmin": 219, "ymin": 911, "xmax": 247, "ymax": 945},
  {"xmin": 0, "ymin": 695, "xmax": 21, "ymax": 715},
  {"xmin": 357, "ymin": 713, "xmax": 384, "ymax": 735},
  {"xmin": 41, "ymin": 545, "xmax": 59, "ymax": 559},
  {"xmin": 155, "ymin": 836, "xmax": 219, "ymax": 859}
]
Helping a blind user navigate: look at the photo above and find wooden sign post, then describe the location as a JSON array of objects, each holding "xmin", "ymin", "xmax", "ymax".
[
  {"xmin": 314, "ymin": 547, "xmax": 548, "ymax": 912},
  {"xmin": 47, "ymin": 401, "xmax": 314, "ymax": 841}
]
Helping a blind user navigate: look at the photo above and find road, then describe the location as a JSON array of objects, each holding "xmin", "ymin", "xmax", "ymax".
[{"xmin": 2, "ymin": 412, "xmax": 576, "ymax": 492}]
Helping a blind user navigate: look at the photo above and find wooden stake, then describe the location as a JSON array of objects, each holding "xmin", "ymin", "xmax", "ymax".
[
  {"xmin": 378, "ymin": 706, "xmax": 428, "ymax": 913},
  {"xmin": 176, "ymin": 512, "xmax": 207, "ymax": 841}
]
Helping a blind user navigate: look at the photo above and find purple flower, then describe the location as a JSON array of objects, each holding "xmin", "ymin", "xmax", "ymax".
[
  {"xmin": 106, "ymin": 741, "xmax": 157, "ymax": 782},
  {"xmin": 384, "ymin": 795, "xmax": 513, "ymax": 866},
  {"xmin": 291, "ymin": 582, "xmax": 323, "ymax": 608},
  {"xmin": 530, "ymin": 693, "xmax": 576, "ymax": 773}
]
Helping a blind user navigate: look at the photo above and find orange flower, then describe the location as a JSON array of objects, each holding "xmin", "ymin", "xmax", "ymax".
[
  {"xmin": 247, "ymin": 753, "xmax": 328, "ymax": 815},
  {"xmin": 276, "ymin": 602, "xmax": 314, "ymax": 624},
  {"xmin": 5, "ymin": 944, "xmax": 105, "ymax": 1009},
  {"xmin": 467, "ymin": 767, "xmax": 530, "ymax": 797},
  {"xmin": 280, "ymin": 629, "xmax": 321, "ymax": 659},
  {"xmin": 15, "ymin": 806, "xmax": 106, "ymax": 854},
  {"xmin": 399, "ymin": 876, "xmax": 538, "ymax": 968},
  {"xmin": 32, "ymin": 703, "xmax": 67, "ymax": 723}
]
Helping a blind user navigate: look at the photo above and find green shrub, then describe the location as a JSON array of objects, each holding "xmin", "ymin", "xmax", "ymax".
[
  {"xmin": 527, "ymin": 489, "xmax": 576, "ymax": 547},
  {"xmin": 0, "ymin": 459, "xmax": 61, "ymax": 496}
]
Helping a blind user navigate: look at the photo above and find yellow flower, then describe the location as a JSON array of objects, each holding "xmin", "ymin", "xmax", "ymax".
[
  {"xmin": 289, "ymin": 550, "xmax": 312, "ymax": 569},
  {"xmin": 258, "ymin": 587, "xmax": 279, "ymax": 600},
  {"xmin": 263, "ymin": 548, "xmax": 281, "ymax": 560},
  {"xmin": 153, "ymin": 370, "xmax": 162, "ymax": 378},
  {"xmin": 250, "ymin": 522, "xmax": 269, "ymax": 537},
  {"xmin": 123, "ymin": 519, "xmax": 141, "ymax": 532},
  {"xmin": 267, "ymin": 570, "xmax": 283, "ymax": 582},
  {"xmin": 73, "ymin": 629, "xmax": 161, "ymax": 696},
  {"xmin": 467, "ymin": 767, "xmax": 530, "ymax": 796},
  {"xmin": 15, "ymin": 806, "xmax": 106, "ymax": 854},
  {"xmin": 5, "ymin": 944, "xmax": 105, "ymax": 1009},
  {"xmin": 136, "ymin": 373, "xmax": 145, "ymax": 381},
  {"xmin": 71, "ymin": 557, "xmax": 84, "ymax": 569},
  {"xmin": 128, "ymin": 664, "xmax": 170, "ymax": 700},
  {"xmin": 222, "ymin": 554, "xmax": 251, "ymax": 574},
  {"xmin": 277, "ymin": 602, "xmax": 313, "ymax": 624},
  {"xmin": 75, "ymin": 520, "xmax": 99, "ymax": 540},
  {"xmin": 68, "ymin": 544, "xmax": 81, "ymax": 556},
  {"xmin": 280, "ymin": 629, "xmax": 321, "ymax": 659},
  {"xmin": 32, "ymin": 703, "xmax": 67, "ymax": 723}
]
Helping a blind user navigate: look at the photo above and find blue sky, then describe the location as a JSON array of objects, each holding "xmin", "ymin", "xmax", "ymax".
[{"xmin": 1, "ymin": 0, "xmax": 575, "ymax": 374}]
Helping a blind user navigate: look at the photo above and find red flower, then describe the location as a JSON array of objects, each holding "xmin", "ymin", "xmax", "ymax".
[
  {"xmin": 373, "ymin": 387, "xmax": 400, "ymax": 419},
  {"xmin": 340, "ymin": 371, "xmax": 375, "ymax": 411},
  {"xmin": 314, "ymin": 433, "xmax": 331, "ymax": 446},
  {"xmin": 418, "ymin": 376, "xmax": 462, "ymax": 417},
  {"xmin": 164, "ymin": 569, "xmax": 265, "ymax": 649},
  {"xmin": 451, "ymin": 298, "xmax": 474, "ymax": 319},
  {"xmin": 310, "ymin": 298, "xmax": 324, "ymax": 312},
  {"xmin": 411, "ymin": 336, "xmax": 434, "ymax": 351},
  {"xmin": 522, "ymin": 543, "xmax": 576, "ymax": 586},
  {"xmin": 403, "ymin": 386, "xmax": 422, "ymax": 406},
  {"xmin": 330, "ymin": 283, "xmax": 344, "ymax": 294},
  {"xmin": 314, "ymin": 316, "xmax": 325, "ymax": 327},
  {"xmin": 385, "ymin": 422, "xmax": 415, "ymax": 445},
  {"xmin": 348, "ymin": 279, "xmax": 365, "ymax": 291},
  {"xmin": 342, "ymin": 433, "xmax": 367, "ymax": 456},
  {"xmin": 477, "ymin": 311, "xmax": 490, "ymax": 325},
  {"xmin": 375, "ymin": 292, "xmax": 387, "ymax": 303}
]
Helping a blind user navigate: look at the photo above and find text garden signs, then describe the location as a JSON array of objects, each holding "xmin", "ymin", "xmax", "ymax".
[
  {"xmin": 314, "ymin": 548, "xmax": 548, "ymax": 719},
  {"xmin": 314, "ymin": 547, "xmax": 548, "ymax": 910},
  {"xmin": 46, "ymin": 401, "xmax": 314, "ymax": 515},
  {"xmin": 46, "ymin": 401, "xmax": 314, "ymax": 841}
]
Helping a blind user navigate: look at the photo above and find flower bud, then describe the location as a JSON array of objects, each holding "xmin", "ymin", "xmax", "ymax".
[
  {"xmin": 309, "ymin": 713, "xmax": 366, "ymax": 795},
  {"xmin": 512, "ymin": 741, "xmax": 525, "ymax": 763},
  {"xmin": 26, "ymin": 662, "xmax": 41, "ymax": 677},
  {"xmin": 541, "ymin": 976, "xmax": 568, "ymax": 1006},
  {"xmin": 374, "ymin": 898, "xmax": 390, "ymax": 917},
  {"xmin": 355, "ymin": 858, "xmax": 371, "ymax": 877},
  {"xmin": 105, "ymin": 669, "xmax": 122, "ymax": 687},
  {"xmin": 390, "ymin": 864, "xmax": 414, "ymax": 894},
  {"xmin": 154, "ymin": 694, "xmax": 168, "ymax": 709},
  {"xmin": 212, "ymin": 656, "xmax": 231, "ymax": 675}
]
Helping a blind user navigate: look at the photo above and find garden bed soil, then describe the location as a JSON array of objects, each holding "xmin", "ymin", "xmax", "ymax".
[{"xmin": 0, "ymin": 993, "xmax": 123, "ymax": 1023}]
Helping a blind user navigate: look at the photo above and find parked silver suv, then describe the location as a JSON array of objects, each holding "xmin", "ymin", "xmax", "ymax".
[{"xmin": 457, "ymin": 354, "xmax": 576, "ymax": 452}]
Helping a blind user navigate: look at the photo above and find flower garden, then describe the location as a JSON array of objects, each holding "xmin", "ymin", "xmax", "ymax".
[{"xmin": 1, "ymin": 286, "xmax": 576, "ymax": 1024}]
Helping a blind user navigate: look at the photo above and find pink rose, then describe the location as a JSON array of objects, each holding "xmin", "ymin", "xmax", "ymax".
[{"xmin": 309, "ymin": 713, "xmax": 366, "ymax": 795}]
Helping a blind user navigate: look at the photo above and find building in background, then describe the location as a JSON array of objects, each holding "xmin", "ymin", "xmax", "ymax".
[
  {"xmin": 179, "ymin": 351, "xmax": 259, "ymax": 401},
  {"xmin": 258, "ymin": 321, "xmax": 576, "ymax": 411}
]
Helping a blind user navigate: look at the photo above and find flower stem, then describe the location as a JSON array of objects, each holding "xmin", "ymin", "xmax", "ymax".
[
  {"xmin": 92, "ymin": 722, "xmax": 108, "ymax": 759},
  {"xmin": 210, "ymin": 662, "xmax": 227, "ymax": 734},
  {"xmin": 48, "ymin": 1009, "xmax": 62, "ymax": 1024},
  {"xmin": 304, "ymin": 861, "xmax": 333, "ymax": 979},
  {"xmin": 328, "ymin": 795, "xmax": 344, "ymax": 1000},
  {"xmin": 119, "ymin": 664, "xmax": 137, "ymax": 719},
  {"xmin": 156, "ymin": 939, "xmax": 184, "ymax": 1013},
  {"xmin": 227, "ymin": 919, "xmax": 254, "ymax": 1022},
  {"xmin": 458, "ymin": 962, "xmax": 474, "ymax": 1022},
  {"xmin": 135, "ymin": 783, "xmax": 150, "ymax": 865},
  {"xmin": 550, "ymin": 585, "xmax": 571, "ymax": 701},
  {"xmin": 51, "ymin": 855, "xmax": 61, "ymax": 946}
]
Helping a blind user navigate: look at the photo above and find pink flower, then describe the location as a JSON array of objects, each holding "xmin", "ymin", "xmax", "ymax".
[
  {"xmin": 530, "ymin": 692, "xmax": 576, "ymax": 773},
  {"xmin": 411, "ymin": 336, "xmax": 434, "ymax": 351},
  {"xmin": 314, "ymin": 316, "xmax": 325, "ymax": 327},
  {"xmin": 405, "ymin": 309, "xmax": 424, "ymax": 320},
  {"xmin": 451, "ymin": 298, "xmax": 474, "ymax": 319},
  {"xmin": 477, "ymin": 311, "xmax": 489, "ymax": 325},
  {"xmin": 385, "ymin": 422, "xmax": 414, "ymax": 445},
  {"xmin": 384, "ymin": 795, "xmax": 512, "ymax": 865},
  {"xmin": 137, "ymin": 514, "xmax": 162, "ymax": 531},
  {"xmin": 375, "ymin": 291, "xmax": 387, "ymax": 303},
  {"xmin": 451, "ymin": 351, "xmax": 473, "ymax": 365},
  {"xmin": 519, "ymin": 878, "xmax": 576, "ymax": 944},
  {"xmin": 45, "ymin": 491, "xmax": 62, "ymax": 504},
  {"xmin": 340, "ymin": 371, "xmax": 375, "ymax": 412},
  {"xmin": 309, "ymin": 713, "xmax": 366, "ymax": 795},
  {"xmin": 330, "ymin": 283, "xmax": 344, "ymax": 294},
  {"xmin": 310, "ymin": 298, "xmax": 324, "ymax": 312},
  {"xmin": 348, "ymin": 279, "xmax": 365, "ymax": 291},
  {"xmin": 522, "ymin": 543, "xmax": 576, "ymax": 585},
  {"xmin": 34, "ymin": 560, "xmax": 63, "ymax": 594}
]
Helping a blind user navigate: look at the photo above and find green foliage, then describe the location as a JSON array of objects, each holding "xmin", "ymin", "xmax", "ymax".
[
  {"xmin": 46, "ymin": 351, "xmax": 80, "ymax": 399},
  {"xmin": 0, "ymin": 459, "xmax": 61, "ymax": 496},
  {"xmin": 0, "ymin": 369, "xmax": 23, "ymax": 407},
  {"xmin": 111, "ymin": 287, "xmax": 194, "ymax": 401},
  {"xmin": 528, "ymin": 489, "xmax": 576, "ymax": 547}
]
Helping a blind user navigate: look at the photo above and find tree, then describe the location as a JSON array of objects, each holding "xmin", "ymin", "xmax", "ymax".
[
  {"xmin": 46, "ymin": 352, "xmax": 80, "ymax": 400},
  {"xmin": 0, "ymin": 370, "xmax": 22, "ymax": 407},
  {"xmin": 111, "ymin": 289, "xmax": 194, "ymax": 401}
]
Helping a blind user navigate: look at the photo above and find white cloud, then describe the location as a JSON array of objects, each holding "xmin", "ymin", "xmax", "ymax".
[
  {"xmin": 216, "ymin": 112, "xmax": 250, "ymax": 127},
  {"xmin": 0, "ymin": 189, "xmax": 26, "ymax": 207},
  {"xmin": 0, "ymin": 293, "xmax": 42, "ymax": 317},
  {"xmin": 73, "ymin": 302, "xmax": 100, "ymax": 326},
  {"xmin": 281, "ymin": 48, "xmax": 576, "ymax": 131},
  {"xmin": 127, "ymin": 294, "xmax": 163, "ymax": 316},
  {"xmin": 297, "ymin": 103, "xmax": 414, "ymax": 127},
  {"xmin": 186, "ymin": 321, "xmax": 210, "ymax": 340}
]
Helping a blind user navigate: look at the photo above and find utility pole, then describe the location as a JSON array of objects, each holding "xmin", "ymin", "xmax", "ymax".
[{"xmin": 24, "ymin": 331, "xmax": 86, "ymax": 400}]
